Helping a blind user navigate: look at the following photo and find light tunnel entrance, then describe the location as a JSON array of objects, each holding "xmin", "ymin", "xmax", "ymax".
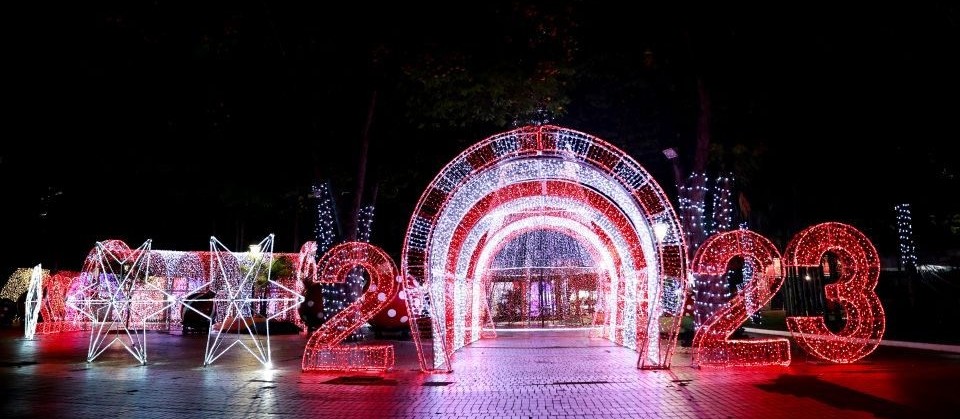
[
  {"xmin": 486, "ymin": 229, "xmax": 600, "ymax": 330},
  {"xmin": 402, "ymin": 126, "xmax": 687, "ymax": 372}
]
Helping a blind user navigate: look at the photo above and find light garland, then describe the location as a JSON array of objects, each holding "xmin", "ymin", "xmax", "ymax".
[
  {"xmin": 357, "ymin": 205, "xmax": 375, "ymax": 243},
  {"xmin": 24, "ymin": 243, "xmax": 304, "ymax": 344},
  {"xmin": 708, "ymin": 174, "xmax": 734, "ymax": 236},
  {"xmin": 690, "ymin": 230, "xmax": 790, "ymax": 367},
  {"xmin": 310, "ymin": 180, "xmax": 359, "ymax": 327},
  {"xmin": 302, "ymin": 242, "xmax": 400, "ymax": 372},
  {"xmin": 785, "ymin": 223, "xmax": 885, "ymax": 363},
  {"xmin": 11, "ymin": 129, "xmax": 887, "ymax": 372},
  {"xmin": 401, "ymin": 125, "xmax": 686, "ymax": 372},
  {"xmin": 2, "ymin": 267, "xmax": 48, "ymax": 301},
  {"xmin": 688, "ymin": 174, "xmax": 739, "ymax": 329},
  {"xmin": 895, "ymin": 203, "xmax": 917, "ymax": 270},
  {"xmin": 312, "ymin": 181, "xmax": 338, "ymax": 254}
]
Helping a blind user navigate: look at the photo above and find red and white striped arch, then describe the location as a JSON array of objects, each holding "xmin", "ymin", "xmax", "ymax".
[{"xmin": 402, "ymin": 126, "xmax": 687, "ymax": 372}]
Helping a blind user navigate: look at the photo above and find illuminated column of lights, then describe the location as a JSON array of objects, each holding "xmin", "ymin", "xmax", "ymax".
[
  {"xmin": 785, "ymin": 222, "xmax": 885, "ymax": 363},
  {"xmin": 310, "ymin": 181, "xmax": 353, "ymax": 325},
  {"xmin": 401, "ymin": 125, "xmax": 686, "ymax": 372},
  {"xmin": 312, "ymin": 181, "xmax": 338, "ymax": 253},
  {"xmin": 692, "ymin": 271, "xmax": 728, "ymax": 329},
  {"xmin": 709, "ymin": 174, "xmax": 734, "ymax": 236},
  {"xmin": 690, "ymin": 230, "xmax": 790, "ymax": 367},
  {"xmin": 23, "ymin": 265, "xmax": 44, "ymax": 339},
  {"xmin": 69, "ymin": 239, "xmax": 175, "ymax": 364},
  {"xmin": 181, "ymin": 235, "xmax": 302, "ymax": 367},
  {"xmin": 302, "ymin": 242, "xmax": 400, "ymax": 372},
  {"xmin": 342, "ymin": 204, "xmax": 376, "ymax": 339},
  {"xmin": 693, "ymin": 232, "xmax": 738, "ymax": 328},
  {"xmin": 895, "ymin": 203, "xmax": 917, "ymax": 270},
  {"xmin": 357, "ymin": 204, "xmax": 375, "ymax": 243},
  {"xmin": 679, "ymin": 172, "xmax": 708, "ymax": 250}
]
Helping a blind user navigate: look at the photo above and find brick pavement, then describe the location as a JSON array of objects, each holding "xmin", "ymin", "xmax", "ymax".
[{"xmin": 1, "ymin": 329, "xmax": 957, "ymax": 418}]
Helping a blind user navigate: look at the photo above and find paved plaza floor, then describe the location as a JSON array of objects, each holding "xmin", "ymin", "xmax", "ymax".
[{"xmin": 1, "ymin": 328, "xmax": 958, "ymax": 418}]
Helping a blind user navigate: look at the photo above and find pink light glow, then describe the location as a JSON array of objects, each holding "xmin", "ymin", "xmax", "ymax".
[
  {"xmin": 785, "ymin": 222, "xmax": 885, "ymax": 363},
  {"xmin": 302, "ymin": 242, "xmax": 400, "ymax": 372},
  {"xmin": 401, "ymin": 125, "xmax": 687, "ymax": 372},
  {"xmin": 691, "ymin": 230, "xmax": 790, "ymax": 367}
]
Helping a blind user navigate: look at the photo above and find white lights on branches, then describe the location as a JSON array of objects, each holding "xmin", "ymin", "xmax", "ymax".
[{"xmin": 895, "ymin": 203, "xmax": 917, "ymax": 270}]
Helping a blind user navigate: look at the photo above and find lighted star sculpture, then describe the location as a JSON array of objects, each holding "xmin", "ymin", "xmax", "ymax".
[
  {"xmin": 23, "ymin": 264, "xmax": 44, "ymax": 340},
  {"xmin": 70, "ymin": 240, "xmax": 175, "ymax": 364},
  {"xmin": 183, "ymin": 235, "xmax": 303, "ymax": 368}
]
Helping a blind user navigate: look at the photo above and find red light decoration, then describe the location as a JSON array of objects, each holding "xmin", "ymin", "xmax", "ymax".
[
  {"xmin": 401, "ymin": 125, "xmax": 687, "ymax": 372},
  {"xmin": 34, "ymin": 270, "xmax": 88, "ymax": 333},
  {"xmin": 447, "ymin": 180, "xmax": 647, "ymax": 348},
  {"xmin": 369, "ymin": 290, "xmax": 410, "ymax": 331},
  {"xmin": 691, "ymin": 230, "xmax": 790, "ymax": 367},
  {"xmin": 29, "ymin": 245, "xmax": 304, "ymax": 336},
  {"xmin": 302, "ymin": 241, "xmax": 400, "ymax": 372},
  {"xmin": 785, "ymin": 222, "xmax": 885, "ymax": 363},
  {"xmin": 40, "ymin": 272, "xmax": 75, "ymax": 324}
]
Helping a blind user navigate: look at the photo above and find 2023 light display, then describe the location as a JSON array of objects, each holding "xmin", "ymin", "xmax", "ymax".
[
  {"xmin": 393, "ymin": 126, "xmax": 883, "ymax": 370},
  {"xmin": 19, "ymin": 125, "xmax": 885, "ymax": 370}
]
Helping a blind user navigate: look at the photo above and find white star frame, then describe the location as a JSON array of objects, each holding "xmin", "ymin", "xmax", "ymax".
[
  {"xmin": 182, "ymin": 234, "xmax": 303, "ymax": 367},
  {"xmin": 69, "ymin": 240, "xmax": 175, "ymax": 364}
]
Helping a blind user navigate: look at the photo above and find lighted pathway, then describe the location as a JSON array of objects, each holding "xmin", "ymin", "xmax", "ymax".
[{"xmin": 1, "ymin": 329, "xmax": 957, "ymax": 418}]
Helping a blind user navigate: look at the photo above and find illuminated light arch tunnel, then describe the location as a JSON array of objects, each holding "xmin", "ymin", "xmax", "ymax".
[{"xmin": 401, "ymin": 126, "xmax": 687, "ymax": 372}]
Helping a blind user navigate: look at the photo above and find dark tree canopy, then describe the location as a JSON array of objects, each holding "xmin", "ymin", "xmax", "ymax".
[{"xmin": 2, "ymin": 1, "xmax": 958, "ymax": 279}]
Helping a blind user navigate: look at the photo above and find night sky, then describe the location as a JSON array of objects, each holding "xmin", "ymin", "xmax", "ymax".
[{"xmin": 3, "ymin": 1, "xmax": 959, "ymax": 278}]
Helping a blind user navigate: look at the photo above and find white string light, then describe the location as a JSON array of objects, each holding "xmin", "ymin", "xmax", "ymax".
[
  {"xmin": 69, "ymin": 240, "xmax": 175, "ymax": 364},
  {"xmin": 401, "ymin": 125, "xmax": 687, "ymax": 372},
  {"xmin": 23, "ymin": 265, "xmax": 44, "ymax": 339},
  {"xmin": 357, "ymin": 205, "xmax": 376, "ymax": 243},
  {"xmin": 182, "ymin": 234, "xmax": 304, "ymax": 367},
  {"xmin": 895, "ymin": 203, "xmax": 917, "ymax": 270}
]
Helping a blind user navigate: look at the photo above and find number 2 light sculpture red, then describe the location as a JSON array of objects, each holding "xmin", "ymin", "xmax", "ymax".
[
  {"xmin": 301, "ymin": 242, "xmax": 401, "ymax": 372},
  {"xmin": 691, "ymin": 230, "xmax": 791, "ymax": 367}
]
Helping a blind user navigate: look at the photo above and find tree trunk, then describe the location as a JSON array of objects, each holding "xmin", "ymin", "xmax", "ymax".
[
  {"xmin": 693, "ymin": 77, "xmax": 711, "ymax": 174},
  {"xmin": 346, "ymin": 90, "xmax": 377, "ymax": 241},
  {"xmin": 685, "ymin": 76, "xmax": 712, "ymax": 259}
]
